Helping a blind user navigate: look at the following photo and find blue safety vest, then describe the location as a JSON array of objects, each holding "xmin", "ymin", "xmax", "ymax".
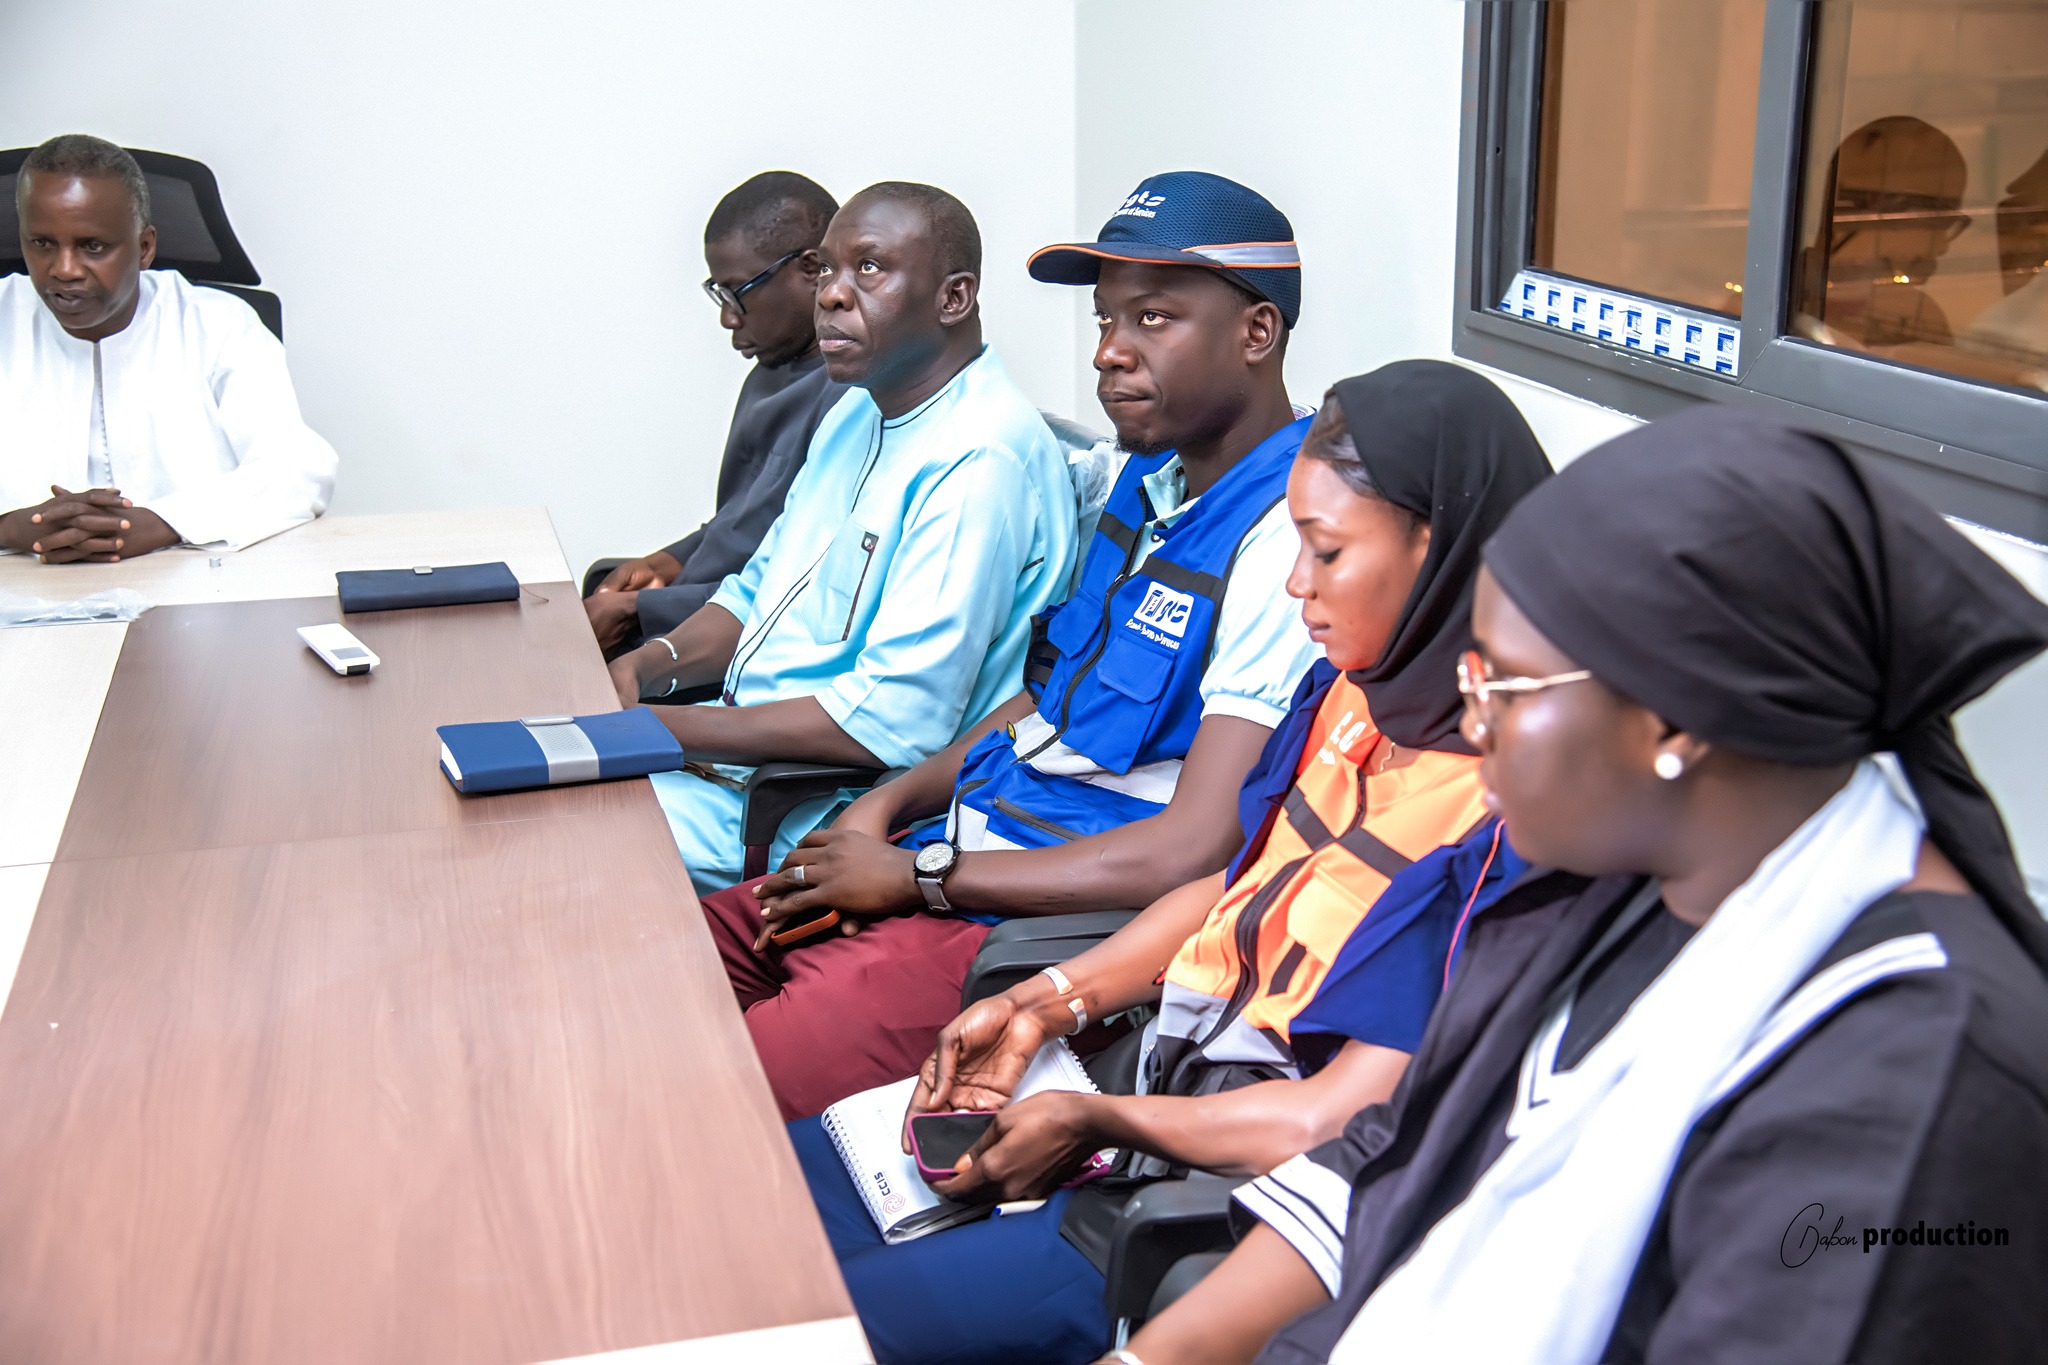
[{"xmin": 947, "ymin": 415, "xmax": 1310, "ymax": 852}]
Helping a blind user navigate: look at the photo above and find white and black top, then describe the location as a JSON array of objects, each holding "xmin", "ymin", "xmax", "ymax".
[
  {"xmin": 1237, "ymin": 871, "xmax": 2048, "ymax": 1364},
  {"xmin": 0, "ymin": 271, "xmax": 336, "ymax": 550}
]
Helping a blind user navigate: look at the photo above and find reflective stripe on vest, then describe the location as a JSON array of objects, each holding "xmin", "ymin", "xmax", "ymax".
[
  {"xmin": 1163, "ymin": 676, "xmax": 1489, "ymax": 1052},
  {"xmin": 950, "ymin": 415, "xmax": 1311, "ymax": 849}
]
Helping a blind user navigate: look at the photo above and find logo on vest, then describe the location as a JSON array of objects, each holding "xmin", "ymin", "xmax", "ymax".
[
  {"xmin": 1114, "ymin": 190, "xmax": 1166, "ymax": 220},
  {"xmin": 1128, "ymin": 581, "xmax": 1194, "ymax": 648},
  {"xmin": 1319, "ymin": 709, "xmax": 1369, "ymax": 765}
]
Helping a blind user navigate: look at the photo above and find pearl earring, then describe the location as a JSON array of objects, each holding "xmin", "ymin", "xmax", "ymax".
[{"xmin": 1654, "ymin": 752, "xmax": 1685, "ymax": 781}]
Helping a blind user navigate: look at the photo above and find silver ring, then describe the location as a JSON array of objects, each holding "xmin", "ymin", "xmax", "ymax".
[{"xmin": 790, "ymin": 863, "xmax": 806, "ymax": 885}]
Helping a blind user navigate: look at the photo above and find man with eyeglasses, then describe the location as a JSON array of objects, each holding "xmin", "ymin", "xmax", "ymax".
[
  {"xmin": 583, "ymin": 171, "xmax": 848, "ymax": 653},
  {"xmin": 607, "ymin": 180, "xmax": 1077, "ymax": 899},
  {"xmin": 1794, "ymin": 116, "xmax": 1971, "ymax": 352}
]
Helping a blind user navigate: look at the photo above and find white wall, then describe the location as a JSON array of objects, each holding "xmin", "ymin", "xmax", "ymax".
[
  {"xmin": 0, "ymin": 0, "xmax": 1084, "ymax": 579},
  {"xmin": 1075, "ymin": 0, "xmax": 2048, "ymax": 900},
  {"xmin": 1953, "ymin": 525, "xmax": 2048, "ymax": 905},
  {"xmin": 1074, "ymin": 0, "xmax": 1640, "ymax": 464}
]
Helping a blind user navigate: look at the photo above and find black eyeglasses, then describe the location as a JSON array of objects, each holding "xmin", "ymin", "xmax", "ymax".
[
  {"xmin": 703, "ymin": 249, "xmax": 803, "ymax": 315},
  {"xmin": 1827, "ymin": 190, "xmax": 1972, "ymax": 253}
]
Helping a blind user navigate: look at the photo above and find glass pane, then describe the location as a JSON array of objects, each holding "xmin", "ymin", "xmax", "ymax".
[
  {"xmin": 1791, "ymin": 0, "xmax": 2048, "ymax": 393},
  {"xmin": 1532, "ymin": 0, "xmax": 1769, "ymax": 317}
]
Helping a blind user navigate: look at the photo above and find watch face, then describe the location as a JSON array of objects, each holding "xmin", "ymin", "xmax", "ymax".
[{"xmin": 914, "ymin": 842, "xmax": 953, "ymax": 875}]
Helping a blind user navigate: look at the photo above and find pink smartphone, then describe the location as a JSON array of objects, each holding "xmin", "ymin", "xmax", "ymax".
[{"xmin": 907, "ymin": 1111, "xmax": 995, "ymax": 1183}]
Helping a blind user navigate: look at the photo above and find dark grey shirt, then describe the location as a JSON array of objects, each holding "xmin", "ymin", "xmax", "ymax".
[{"xmin": 638, "ymin": 352, "xmax": 847, "ymax": 637}]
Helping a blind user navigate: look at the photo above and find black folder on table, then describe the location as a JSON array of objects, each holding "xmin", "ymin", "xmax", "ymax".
[{"xmin": 337, "ymin": 562, "xmax": 520, "ymax": 613}]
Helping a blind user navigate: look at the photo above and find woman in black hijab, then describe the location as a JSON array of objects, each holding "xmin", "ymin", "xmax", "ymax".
[
  {"xmin": 1321, "ymin": 361, "xmax": 1550, "ymax": 751},
  {"xmin": 789, "ymin": 361, "xmax": 1554, "ymax": 1365},
  {"xmin": 1128, "ymin": 407, "xmax": 2048, "ymax": 1365}
]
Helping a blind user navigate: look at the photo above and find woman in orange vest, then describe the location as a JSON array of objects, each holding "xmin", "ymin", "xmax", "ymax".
[{"xmin": 786, "ymin": 360, "xmax": 1554, "ymax": 1365}]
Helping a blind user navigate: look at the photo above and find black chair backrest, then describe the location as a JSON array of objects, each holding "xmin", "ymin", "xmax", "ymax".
[
  {"xmin": 2, "ymin": 146, "xmax": 282, "ymax": 338},
  {"xmin": 1, "ymin": 147, "xmax": 263, "ymax": 285}
]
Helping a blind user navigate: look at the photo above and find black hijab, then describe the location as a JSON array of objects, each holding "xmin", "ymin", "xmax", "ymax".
[
  {"xmin": 1327, "ymin": 360, "xmax": 1553, "ymax": 753},
  {"xmin": 1484, "ymin": 404, "xmax": 2048, "ymax": 965}
]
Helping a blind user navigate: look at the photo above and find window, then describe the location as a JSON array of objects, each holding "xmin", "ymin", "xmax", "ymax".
[
  {"xmin": 1456, "ymin": 0, "xmax": 2048, "ymax": 543},
  {"xmin": 1791, "ymin": 3, "xmax": 2048, "ymax": 389},
  {"xmin": 1533, "ymin": 0, "xmax": 1766, "ymax": 321}
]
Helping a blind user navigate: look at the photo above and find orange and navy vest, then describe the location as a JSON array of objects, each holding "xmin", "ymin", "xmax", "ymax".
[{"xmin": 1150, "ymin": 674, "xmax": 1488, "ymax": 1095}]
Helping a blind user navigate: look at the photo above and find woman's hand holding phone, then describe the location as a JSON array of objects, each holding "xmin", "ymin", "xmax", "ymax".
[
  {"xmin": 907, "ymin": 1111, "xmax": 997, "ymax": 1182},
  {"xmin": 927, "ymin": 1091, "xmax": 1105, "ymax": 1203},
  {"xmin": 904, "ymin": 989, "xmax": 1055, "ymax": 1135}
]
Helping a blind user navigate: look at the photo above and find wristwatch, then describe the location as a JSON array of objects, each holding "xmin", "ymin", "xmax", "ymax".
[{"xmin": 913, "ymin": 839, "xmax": 961, "ymax": 912}]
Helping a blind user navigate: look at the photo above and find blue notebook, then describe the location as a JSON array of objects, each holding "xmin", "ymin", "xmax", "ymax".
[
  {"xmin": 337, "ymin": 562, "xmax": 520, "ymax": 613},
  {"xmin": 436, "ymin": 709, "xmax": 685, "ymax": 793}
]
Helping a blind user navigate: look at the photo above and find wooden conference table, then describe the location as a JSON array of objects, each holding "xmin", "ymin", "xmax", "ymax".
[{"xmin": 0, "ymin": 511, "xmax": 868, "ymax": 1364}]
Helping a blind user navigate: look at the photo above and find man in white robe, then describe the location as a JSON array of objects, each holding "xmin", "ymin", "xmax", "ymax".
[{"xmin": 0, "ymin": 134, "xmax": 336, "ymax": 561}]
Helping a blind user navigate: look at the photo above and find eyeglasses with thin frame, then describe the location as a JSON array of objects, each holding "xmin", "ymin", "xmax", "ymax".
[
  {"xmin": 1827, "ymin": 189, "xmax": 1972, "ymax": 256},
  {"xmin": 703, "ymin": 249, "xmax": 804, "ymax": 315},
  {"xmin": 1456, "ymin": 648, "xmax": 1593, "ymax": 714}
]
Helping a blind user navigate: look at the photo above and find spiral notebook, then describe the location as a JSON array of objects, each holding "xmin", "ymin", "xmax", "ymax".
[{"xmin": 821, "ymin": 1038, "xmax": 1100, "ymax": 1244}]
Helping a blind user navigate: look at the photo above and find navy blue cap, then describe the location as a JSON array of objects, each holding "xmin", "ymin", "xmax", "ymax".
[{"xmin": 1029, "ymin": 171, "xmax": 1300, "ymax": 327}]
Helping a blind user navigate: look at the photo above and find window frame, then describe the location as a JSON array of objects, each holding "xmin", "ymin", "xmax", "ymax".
[{"xmin": 1452, "ymin": 0, "xmax": 2048, "ymax": 543}]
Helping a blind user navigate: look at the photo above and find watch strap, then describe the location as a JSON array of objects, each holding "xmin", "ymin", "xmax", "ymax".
[{"xmin": 916, "ymin": 839, "xmax": 960, "ymax": 913}]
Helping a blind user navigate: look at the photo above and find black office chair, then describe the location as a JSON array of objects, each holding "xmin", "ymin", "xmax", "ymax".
[
  {"xmin": 1043, "ymin": 410, "xmax": 1107, "ymax": 457},
  {"xmin": 737, "ymin": 760, "xmax": 905, "ymax": 880},
  {"xmin": 1106, "ymin": 1173, "xmax": 1242, "ymax": 1327},
  {"xmin": 1, "ymin": 146, "xmax": 283, "ymax": 340},
  {"xmin": 956, "ymin": 911, "xmax": 1139, "ymax": 1005}
]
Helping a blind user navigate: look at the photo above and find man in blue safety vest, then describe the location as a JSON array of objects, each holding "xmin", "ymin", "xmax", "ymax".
[{"xmin": 696, "ymin": 172, "xmax": 1322, "ymax": 1120}]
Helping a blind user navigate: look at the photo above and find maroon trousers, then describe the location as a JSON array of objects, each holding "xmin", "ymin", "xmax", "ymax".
[{"xmin": 699, "ymin": 877, "xmax": 992, "ymax": 1120}]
